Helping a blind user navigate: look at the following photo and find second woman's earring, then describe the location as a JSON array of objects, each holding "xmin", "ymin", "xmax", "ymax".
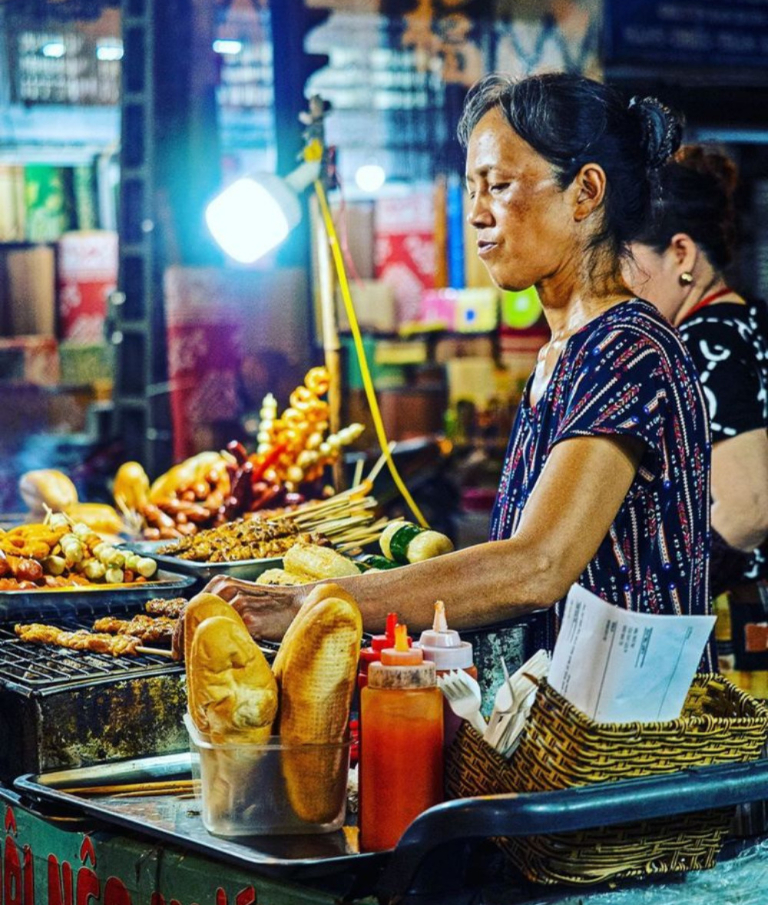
[{"xmin": 679, "ymin": 271, "xmax": 694, "ymax": 286}]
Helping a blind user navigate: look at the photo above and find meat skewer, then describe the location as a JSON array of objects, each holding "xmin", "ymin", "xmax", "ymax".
[
  {"xmin": 92, "ymin": 614, "xmax": 177, "ymax": 644},
  {"xmin": 144, "ymin": 597, "xmax": 187, "ymax": 619},
  {"xmin": 14, "ymin": 623, "xmax": 143, "ymax": 657}
]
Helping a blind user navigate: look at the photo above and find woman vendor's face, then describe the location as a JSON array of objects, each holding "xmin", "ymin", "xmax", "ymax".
[{"xmin": 465, "ymin": 108, "xmax": 574, "ymax": 291}]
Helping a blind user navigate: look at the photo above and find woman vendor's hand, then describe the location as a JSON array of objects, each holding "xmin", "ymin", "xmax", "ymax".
[{"xmin": 201, "ymin": 576, "xmax": 306, "ymax": 641}]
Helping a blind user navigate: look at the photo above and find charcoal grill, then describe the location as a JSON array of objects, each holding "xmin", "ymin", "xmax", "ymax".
[{"xmin": 0, "ymin": 597, "xmax": 189, "ymax": 782}]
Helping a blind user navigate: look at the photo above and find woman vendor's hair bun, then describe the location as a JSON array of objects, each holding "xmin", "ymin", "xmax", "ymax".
[{"xmin": 628, "ymin": 96, "xmax": 683, "ymax": 170}]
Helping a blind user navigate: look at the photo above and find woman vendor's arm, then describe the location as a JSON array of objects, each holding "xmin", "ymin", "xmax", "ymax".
[
  {"xmin": 206, "ymin": 433, "xmax": 643, "ymax": 639},
  {"xmin": 711, "ymin": 428, "xmax": 768, "ymax": 551}
]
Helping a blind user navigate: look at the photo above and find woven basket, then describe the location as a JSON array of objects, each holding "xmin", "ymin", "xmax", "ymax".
[{"xmin": 445, "ymin": 673, "xmax": 768, "ymax": 885}]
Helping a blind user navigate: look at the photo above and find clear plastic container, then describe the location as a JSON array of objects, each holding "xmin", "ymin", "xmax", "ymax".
[{"xmin": 184, "ymin": 714, "xmax": 350, "ymax": 836}]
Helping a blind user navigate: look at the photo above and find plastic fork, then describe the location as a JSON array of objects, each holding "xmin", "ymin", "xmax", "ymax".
[
  {"xmin": 438, "ymin": 669, "xmax": 487, "ymax": 736},
  {"xmin": 484, "ymin": 651, "xmax": 550, "ymax": 749}
]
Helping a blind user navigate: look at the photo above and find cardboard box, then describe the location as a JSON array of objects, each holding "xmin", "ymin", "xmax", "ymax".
[
  {"xmin": 374, "ymin": 189, "xmax": 436, "ymax": 326},
  {"xmin": 0, "ymin": 336, "xmax": 59, "ymax": 386},
  {"xmin": 499, "ymin": 323, "xmax": 548, "ymax": 404},
  {"xmin": 4, "ymin": 245, "xmax": 56, "ymax": 336},
  {"xmin": 377, "ymin": 387, "xmax": 447, "ymax": 441},
  {"xmin": 332, "ymin": 201, "xmax": 375, "ymax": 279},
  {"xmin": 59, "ymin": 341, "xmax": 113, "ymax": 387},
  {"xmin": 0, "ymin": 166, "xmax": 26, "ymax": 242},
  {"xmin": 420, "ymin": 288, "xmax": 456, "ymax": 330},
  {"xmin": 57, "ymin": 230, "xmax": 117, "ymax": 343},
  {"xmin": 455, "ymin": 288, "xmax": 499, "ymax": 333},
  {"xmin": 420, "ymin": 287, "xmax": 499, "ymax": 333},
  {"xmin": 342, "ymin": 336, "xmax": 406, "ymax": 392},
  {"xmin": 434, "ymin": 334, "xmax": 495, "ymax": 363},
  {"xmin": 445, "ymin": 357, "xmax": 498, "ymax": 410},
  {"xmin": 336, "ymin": 279, "xmax": 396, "ymax": 333}
]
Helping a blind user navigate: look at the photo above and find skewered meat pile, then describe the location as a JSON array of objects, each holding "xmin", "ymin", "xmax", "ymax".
[
  {"xmin": 145, "ymin": 597, "xmax": 187, "ymax": 618},
  {"xmin": 14, "ymin": 624, "xmax": 143, "ymax": 657},
  {"xmin": 158, "ymin": 516, "xmax": 325, "ymax": 563},
  {"xmin": 93, "ymin": 614, "xmax": 177, "ymax": 644}
]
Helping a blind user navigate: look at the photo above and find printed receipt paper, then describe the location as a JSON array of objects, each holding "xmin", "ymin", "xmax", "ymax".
[{"xmin": 548, "ymin": 585, "xmax": 716, "ymax": 724}]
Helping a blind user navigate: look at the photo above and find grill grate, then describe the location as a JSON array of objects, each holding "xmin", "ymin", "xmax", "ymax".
[{"xmin": 0, "ymin": 611, "xmax": 182, "ymax": 690}]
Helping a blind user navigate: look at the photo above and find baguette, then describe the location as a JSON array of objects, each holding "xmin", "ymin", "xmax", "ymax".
[
  {"xmin": 188, "ymin": 614, "xmax": 278, "ymax": 744},
  {"xmin": 277, "ymin": 589, "xmax": 362, "ymax": 823},
  {"xmin": 272, "ymin": 582, "xmax": 357, "ymax": 679},
  {"xmin": 181, "ymin": 592, "xmax": 247, "ymax": 731}
]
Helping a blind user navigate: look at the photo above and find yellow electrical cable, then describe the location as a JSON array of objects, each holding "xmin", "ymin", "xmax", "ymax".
[{"xmin": 314, "ymin": 179, "xmax": 429, "ymax": 528}]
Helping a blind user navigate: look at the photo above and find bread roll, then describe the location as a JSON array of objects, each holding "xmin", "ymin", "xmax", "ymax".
[
  {"xmin": 189, "ymin": 614, "xmax": 278, "ymax": 744},
  {"xmin": 272, "ymin": 582, "xmax": 357, "ymax": 679},
  {"xmin": 282, "ymin": 543, "xmax": 361, "ymax": 581},
  {"xmin": 19, "ymin": 469, "xmax": 78, "ymax": 515},
  {"xmin": 277, "ymin": 588, "xmax": 362, "ymax": 823},
  {"xmin": 182, "ymin": 592, "xmax": 246, "ymax": 730}
]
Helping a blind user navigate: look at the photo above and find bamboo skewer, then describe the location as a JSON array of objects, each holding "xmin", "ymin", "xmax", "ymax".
[
  {"xmin": 114, "ymin": 789, "xmax": 197, "ymax": 799},
  {"xmin": 62, "ymin": 779, "xmax": 195, "ymax": 796},
  {"xmin": 136, "ymin": 646, "xmax": 176, "ymax": 659},
  {"xmin": 366, "ymin": 441, "xmax": 396, "ymax": 485}
]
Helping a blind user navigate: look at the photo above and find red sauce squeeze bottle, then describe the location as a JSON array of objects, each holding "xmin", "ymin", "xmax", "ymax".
[{"xmin": 359, "ymin": 623, "xmax": 444, "ymax": 852}]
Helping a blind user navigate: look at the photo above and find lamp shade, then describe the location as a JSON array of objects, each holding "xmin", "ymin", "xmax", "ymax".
[{"xmin": 206, "ymin": 160, "xmax": 322, "ymax": 264}]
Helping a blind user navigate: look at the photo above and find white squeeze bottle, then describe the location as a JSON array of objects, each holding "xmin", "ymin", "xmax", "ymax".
[{"xmin": 416, "ymin": 600, "xmax": 477, "ymax": 747}]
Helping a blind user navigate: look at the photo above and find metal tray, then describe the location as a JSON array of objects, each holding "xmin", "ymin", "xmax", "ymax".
[
  {"xmin": 15, "ymin": 755, "xmax": 386, "ymax": 880},
  {"xmin": 121, "ymin": 541, "xmax": 282, "ymax": 583},
  {"xmin": 0, "ymin": 570, "xmax": 196, "ymax": 620}
]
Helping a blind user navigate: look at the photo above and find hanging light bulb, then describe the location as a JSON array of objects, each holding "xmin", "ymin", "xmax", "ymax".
[
  {"xmin": 205, "ymin": 159, "xmax": 321, "ymax": 264},
  {"xmin": 355, "ymin": 162, "xmax": 386, "ymax": 194}
]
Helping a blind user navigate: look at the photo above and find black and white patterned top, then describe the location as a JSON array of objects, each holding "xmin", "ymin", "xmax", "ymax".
[
  {"xmin": 679, "ymin": 301, "xmax": 768, "ymax": 590},
  {"xmin": 679, "ymin": 302, "xmax": 768, "ymax": 443}
]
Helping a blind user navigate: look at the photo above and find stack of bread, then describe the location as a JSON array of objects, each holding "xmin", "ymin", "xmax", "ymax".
[{"xmin": 184, "ymin": 584, "xmax": 362, "ymax": 830}]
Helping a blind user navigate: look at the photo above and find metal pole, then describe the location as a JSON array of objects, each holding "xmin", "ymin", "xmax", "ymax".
[{"xmin": 310, "ymin": 194, "xmax": 345, "ymax": 492}]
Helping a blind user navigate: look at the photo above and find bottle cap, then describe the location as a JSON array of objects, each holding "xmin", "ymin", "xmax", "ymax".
[
  {"xmin": 368, "ymin": 659, "xmax": 436, "ymax": 689},
  {"xmin": 381, "ymin": 623, "xmax": 423, "ymax": 666},
  {"xmin": 364, "ymin": 612, "xmax": 411, "ymax": 654},
  {"xmin": 417, "ymin": 600, "xmax": 474, "ymax": 670}
]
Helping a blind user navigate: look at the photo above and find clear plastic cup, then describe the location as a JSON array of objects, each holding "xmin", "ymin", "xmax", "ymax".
[{"xmin": 185, "ymin": 714, "xmax": 350, "ymax": 836}]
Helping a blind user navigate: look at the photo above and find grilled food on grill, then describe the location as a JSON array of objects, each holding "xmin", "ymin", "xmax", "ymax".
[
  {"xmin": 92, "ymin": 614, "xmax": 177, "ymax": 644},
  {"xmin": 145, "ymin": 597, "xmax": 187, "ymax": 618},
  {"xmin": 14, "ymin": 623, "xmax": 142, "ymax": 656},
  {"xmin": 157, "ymin": 516, "xmax": 325, "ymax": 563},
  {"xmin": 0, "ymin": 514, "xmax": 158, "ymax": 590}
]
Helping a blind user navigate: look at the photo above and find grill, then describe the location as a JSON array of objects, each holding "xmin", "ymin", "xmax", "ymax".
[
  {"xmin": 0, "ymin": 599, "xmax": 189, "ymax": 783},
  {"xmin": 0, "ymin": 616, "xmax": 180, "ymax": 692}
]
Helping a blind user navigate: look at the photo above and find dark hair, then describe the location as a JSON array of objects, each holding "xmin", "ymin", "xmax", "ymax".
[
  {"xmin": 635, "ymin": 145, "xmax": 739, "ymax": 270},
  {"xmin": 457, "ymin": 72, "xmax": 683, "ymax": 255}
]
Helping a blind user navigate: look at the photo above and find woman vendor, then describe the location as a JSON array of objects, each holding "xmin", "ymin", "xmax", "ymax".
[
  {"xmin": 205, "ymin": 72, "xmax": 713, "ymax": 668},
  {"xmin": 626, "ymin": 145, "xmax": 768, "ymax": 597}
]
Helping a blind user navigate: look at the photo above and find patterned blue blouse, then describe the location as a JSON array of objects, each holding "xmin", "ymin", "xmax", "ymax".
[{"xmin": 489, "ymin": 299, "xmax": 713, "ymax": 659}]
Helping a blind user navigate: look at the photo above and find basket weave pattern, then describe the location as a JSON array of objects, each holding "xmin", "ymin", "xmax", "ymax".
[{"xmin": 445, "ymin": 674, "xmax": 768, "ymax": 885}]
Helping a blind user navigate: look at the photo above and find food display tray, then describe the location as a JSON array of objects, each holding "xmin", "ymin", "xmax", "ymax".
[
  {"xmin": 15, "ymin": 755, "xmax": 386, "ymax": 881},
  {"xmin": 0, "ymin": 570, "xmax": 196, "ymax": 620},
  {"xmin": 122, "ymin": 541, "xmax": 282, "ymax": 583}
]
